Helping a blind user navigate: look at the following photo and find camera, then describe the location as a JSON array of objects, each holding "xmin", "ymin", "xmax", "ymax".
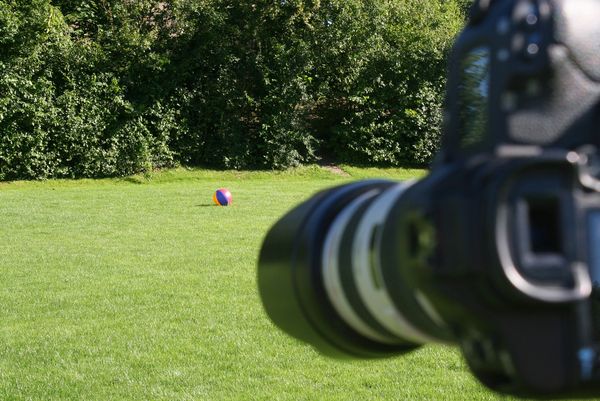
[{"xmin": 258, "ymin": 0, "xmax": 600, "ymax": 397}]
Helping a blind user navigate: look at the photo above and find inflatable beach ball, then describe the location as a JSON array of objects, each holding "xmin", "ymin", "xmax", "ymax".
[{"xmin": 213, "ymin": 188, "xmax": 233, "ymax": 206}]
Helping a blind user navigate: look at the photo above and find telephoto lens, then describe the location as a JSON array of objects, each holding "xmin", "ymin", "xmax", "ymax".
[{"xmin": 258, "ymin": 180, "xmax": 453, "ymax": 359}]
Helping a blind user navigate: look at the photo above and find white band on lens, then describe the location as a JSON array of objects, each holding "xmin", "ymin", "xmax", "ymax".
[
  {"xmin": 322, "ymin": 191, "xmax": 398, "ymax": 344},
  {"xmin": 352, "ymin": 182, "xmax": 438, "ymax": 344}
]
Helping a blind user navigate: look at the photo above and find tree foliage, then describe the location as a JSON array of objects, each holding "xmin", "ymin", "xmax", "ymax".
[{"xmin": 0, "ymin": 0, "xmax": 466, "ymax": 180}]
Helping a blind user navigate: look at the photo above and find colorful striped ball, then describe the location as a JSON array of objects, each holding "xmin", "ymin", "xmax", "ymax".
[{"xmin": 213, "ymin": 188, "xmax": 233, "ymax": 206}]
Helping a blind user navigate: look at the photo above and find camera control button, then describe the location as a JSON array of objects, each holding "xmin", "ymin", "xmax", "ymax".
[
  {"xmin": 512, "ymin": 30, "xmax": 544, "ymax": 63},
  {"xmin": 524, "ymin": 12, "xmax": 539, "ymax": 28},
  {"xmin": 524, "ymin": 43, "xmax": 540, "ymax": 58},
  {"xmin": 522, "ymin": 34, "xmax": 544, "ymax": 61},
  {"xmin": 515, "ymin": 1, "xmax": 541, "ymax": 31}
]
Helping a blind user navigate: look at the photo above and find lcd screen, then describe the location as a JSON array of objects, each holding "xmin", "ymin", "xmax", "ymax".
[{"xmin": 458, "ymin": 47, "xmax": 490, "ymax": 150}]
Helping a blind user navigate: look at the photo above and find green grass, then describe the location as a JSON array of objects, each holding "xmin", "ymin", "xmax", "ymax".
[{"xmin": 0, "ymin": 166, "xmax": 516, "ymax": 400}]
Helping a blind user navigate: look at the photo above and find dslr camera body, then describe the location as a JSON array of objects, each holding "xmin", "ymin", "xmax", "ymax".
[{"xmin": 258, "ymin": 0, "xmax": 600, "ymax": 397}]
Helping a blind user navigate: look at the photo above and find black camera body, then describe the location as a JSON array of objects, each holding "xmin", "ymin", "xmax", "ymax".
[{"xmin": 258, "ymin": 0, "xmax": 600, "ymax": 398}]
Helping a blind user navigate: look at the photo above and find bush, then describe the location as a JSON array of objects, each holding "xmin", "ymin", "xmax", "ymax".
[
  {"xmin": 305, "ymin": 0, "xmax": 463, "ymax": 166},
  {"xmin": 0, "ymin": 1, "xmax": 177, "ymax": 180},
  {"xmin": 0, "ymin": 0, "xmax": 466, "ymax": 180}
]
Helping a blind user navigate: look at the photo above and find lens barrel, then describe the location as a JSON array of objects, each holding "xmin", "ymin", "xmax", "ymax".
[{"xmin": 258, "ymin": 180, "xmax": 447, "ymax": 358}]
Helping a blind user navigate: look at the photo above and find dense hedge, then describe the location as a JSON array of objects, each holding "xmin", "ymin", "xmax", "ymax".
[{"xmin": 0, "ymin": 0, "xmax": 466, "ymax": 180}]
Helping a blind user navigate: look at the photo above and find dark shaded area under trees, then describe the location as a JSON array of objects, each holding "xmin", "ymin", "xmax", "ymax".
[{"xmin": 0, "ymin": 0, "xmax": 466, "ymax": 180}]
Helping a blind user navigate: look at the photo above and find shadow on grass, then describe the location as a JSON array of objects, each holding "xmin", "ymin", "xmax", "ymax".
[{"xmin": 121, "ymin": 176, "xmax": 148, "ymax": 185}]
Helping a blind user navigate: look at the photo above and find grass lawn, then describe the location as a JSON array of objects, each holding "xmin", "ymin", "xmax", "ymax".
[{"xmin": 0, "ymin": 166, "xmax": 519, "ymax": 400}]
